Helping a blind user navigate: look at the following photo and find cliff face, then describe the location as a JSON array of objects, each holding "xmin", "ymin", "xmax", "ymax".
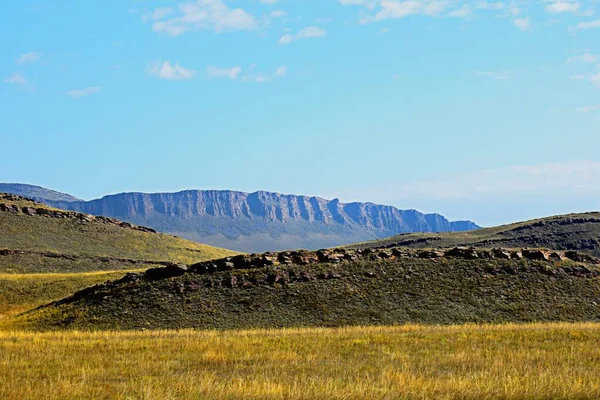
[{"xmin": 47, "ymin": 190, "xmax": 479, "ymax": 252}]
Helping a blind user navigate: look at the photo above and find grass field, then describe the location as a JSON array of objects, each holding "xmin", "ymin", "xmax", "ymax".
[{"xmin": 1, "ymin": 323, "xmax": 599, "ymax": 399}]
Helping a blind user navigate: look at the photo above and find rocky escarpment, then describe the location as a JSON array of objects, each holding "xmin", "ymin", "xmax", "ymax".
[{"xmin": 42, "ymin": 190, "xmax": 479, "ymax": 252}]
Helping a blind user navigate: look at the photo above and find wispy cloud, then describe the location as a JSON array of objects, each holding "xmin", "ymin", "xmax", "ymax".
[
  {"xmin": 142, "ymin": 7, "xmax": 174, "ymax": 22},
  {"xmin": 148, "ymin": 61, "xmax": 196, "ymax": 80},
  {"xmin": 242, "ymin": 65, "xmax": 287, "ymax": 82},
  {"xmin": 379, "ymin": 160, "xmax": 600, "ymax": 200},
  {"xmin": 279, "ymin": 26, "xmax": 326, "ymax": 44},
  {"xmin": 474, "ymin": 70, "xmax": 511, "ymax": 80},
  {"xmin": 149, "ymin": 0, "xmax": 255, "ymax": 36},
  {"xmin": 17, "ymin": 52, "xmax": 42, "ymax": 64},
  {"xmin": 576, "ymin": 104, "xmax": 600, "ymax": 113},
  {"xmin": 4, "ymin": 73, "xmax": 27, "ymax": 85},
  {"xmin": 576, "ymin": 19, "xmax": 600, "ymax": 29},
  {"xmin": 513, "ymin": 17, "xmax": 531, "ymax": 31},
  {"xmin": 207, "ymin": 65, "xmax": 242, "ymax": 79},
  {"xmin": 567, "ymin": 53, "xmax": 597, "ymax": 63},
  {"xmin": 68, "ymin": 87, "xmax": 101, "ymax": 98},
  {"xmin": 269, "ymin": 10, "xmax": 287, "ymax": 18}
]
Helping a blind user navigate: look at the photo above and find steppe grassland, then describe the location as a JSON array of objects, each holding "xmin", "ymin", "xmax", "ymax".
[{"xmin": 1, "ymin": 323, "xmax": 599, "ymax": 399}]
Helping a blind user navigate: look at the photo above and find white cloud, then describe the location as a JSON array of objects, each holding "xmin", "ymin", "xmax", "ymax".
[
  {"xmin": 545, "ymin": 1, "xmax": 580, "ymax": 14},
  {"xmin": 279, "ymin": 26, "xmax": 326, "ymax": 44},
  {"xmin": 260, "ymin": 0, "xmax": 279, "ymax": 3},
  {"xmin": 148, "ymin": 61, "xmax": 196, "ymax": 80},
  {"xmin": 17, "ymin": 52, "xmax": 41, "ymax": 64},
  {"xmin": 356, "ymin": 0, "xmax": 454, "ymax": 23},
  {"xmin": 576, "ymin": 19, "xmax": 600, "ymax": 29},
  {"xmin": 567, "ymin": 53, "xmax": 597, "ymax": 63},
  {"xmin": 207, "ymin": 65, "xmax": 242, "ymax": 79},
  {"xmin": 4, "ymin": 73, "xmax": 27, "ymax": 85},
  {"xmin": 513, "ymin": 17, "xmax": 531, "ymax": 31},
  {"xmin": 592, "ymin": 72, "xmax": 600, "ymax": 87},
  {"xmin": 151, "ymin": 0, "xmax": 255, "ymax": 36},
  {"xmin": 68, "ymin": 87, "xmax": 101, "ymax": 98},
  {"xmin": 570, "ymin": 74, "xmax": 586, "ymax": 80},
  {"xmin": 389, "ymin": 160, "xmax": 600, "ymax": 200},
  {"xmin": 474, "ymin": 70, "xmax": 510, "ymax": 79}
]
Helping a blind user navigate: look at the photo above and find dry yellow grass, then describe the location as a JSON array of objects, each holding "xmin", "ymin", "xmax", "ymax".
[
  {"xmin": 0, "ymin": 270, "xmax": 137, "ymax": 319},
  {"xmin": 1, "ymin": 323, "xmax": 599, "ymax": 399}
]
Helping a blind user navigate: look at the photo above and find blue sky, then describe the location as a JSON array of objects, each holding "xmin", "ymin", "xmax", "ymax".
[{"xmin": 1, "ymin": 0, "xmax": 599, "ymax": 226}]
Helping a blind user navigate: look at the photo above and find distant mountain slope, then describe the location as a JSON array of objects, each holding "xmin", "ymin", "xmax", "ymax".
[
  {"xmin": 0, "ymin": 183, "xmax": 80, "ymax": 203},
  {"xmin": 36, "ymin": 189, "xmax": 479, "ymax": 252},
  {"xmin": 347, "ymin": 212, "xmax": 600, "ymax": 256},
  {"xmin": 0, "ymin": 193, "xmax": 237, "ymax": 273}
]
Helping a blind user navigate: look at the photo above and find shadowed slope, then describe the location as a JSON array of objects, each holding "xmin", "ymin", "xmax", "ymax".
[{"xmin": 15, "ymin": 246, "xmax": 600, "ymax": 331}]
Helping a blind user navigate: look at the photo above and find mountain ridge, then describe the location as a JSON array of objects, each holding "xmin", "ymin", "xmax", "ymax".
[
  {"xmin": 0, "ymin": 183, "xmax": 81, "ymax": 203},
  {"xmin": 1, "ymin": 184, "xmax": 480, "ymax": 252}
]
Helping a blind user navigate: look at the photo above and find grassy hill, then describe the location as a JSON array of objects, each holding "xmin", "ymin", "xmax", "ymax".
[
  {"xmin": 0, "ymin": 193, "xmax": 237, "ymax": 273},
  {"xmin": 13, "ymin": 245, "xmax": 600, "ymax": 330},
  {"xmin": 347, "ymin": 212, "xmax": 600, "ymax": 256},
  {"xmin": 0, "ymin": 193, "xmax": 237, "ymax": 318}
]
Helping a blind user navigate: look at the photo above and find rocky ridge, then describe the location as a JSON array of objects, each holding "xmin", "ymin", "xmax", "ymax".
[{"xmin": 64, "ymin": 245, "xmax": 599, "ymax": 299}]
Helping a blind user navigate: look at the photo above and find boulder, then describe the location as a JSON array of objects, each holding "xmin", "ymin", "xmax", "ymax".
[
  {"xmin": 445, "ymin": 247, "xmax": 479, "ymax": 259},
  {"xmin": 492, "ymin": 248, "xmax": 512, "ymax": 260},
  {"xmin": 417, "ymin": 250, "xmax": 444, "ymax": 259},
  {"xmin": 522, "ymin": 249, "xmax": 549, "ymax": 261},
  {"xmin": 144, "ymin": 264, "xmax": 188, "ymax": 281},
  {"xmin": 564, "ymin": 251, "xmax": 599, "ymax": 264},
  {"xmin": 22, "ymin": 207, "xmax": 37, "ymax": 216}
]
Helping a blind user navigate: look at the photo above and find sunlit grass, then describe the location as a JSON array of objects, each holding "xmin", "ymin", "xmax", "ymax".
[
  {"xmin": 1, "ymin": 323, "xmax": 599, "ymax": 399},
  {"xmin": 0, "ymin": 270, "xmax": 137, "ymax": 318}
]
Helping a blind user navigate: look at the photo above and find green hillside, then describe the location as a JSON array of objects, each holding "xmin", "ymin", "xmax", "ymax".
[
  {"xmin": 347, "ymin": 212, "xmax": 600, "ymax": 256},
  {"xmin": 0, "ymin": 193, "xmax": 238, "ymax": 274}
]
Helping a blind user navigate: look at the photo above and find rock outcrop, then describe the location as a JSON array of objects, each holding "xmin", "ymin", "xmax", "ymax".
[{"xmin": 118, "ymin": 246, "xmax": 599, "ymax": 286}]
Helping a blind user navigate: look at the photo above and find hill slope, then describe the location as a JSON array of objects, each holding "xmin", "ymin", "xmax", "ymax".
[
  {"xmin": 16, "ymin": 245, "xmax": 600, "ymax": 330},
  {"xmin": 25, "ymin": 187, "xmax": 480, "ymax": 252},
  {"xmin": 347, "ymin": 212, "xmax": 600, "ymax": 256},
  {"xmin": 0, "ymin": 193, "xmax": 237, "ymax": 273}
]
